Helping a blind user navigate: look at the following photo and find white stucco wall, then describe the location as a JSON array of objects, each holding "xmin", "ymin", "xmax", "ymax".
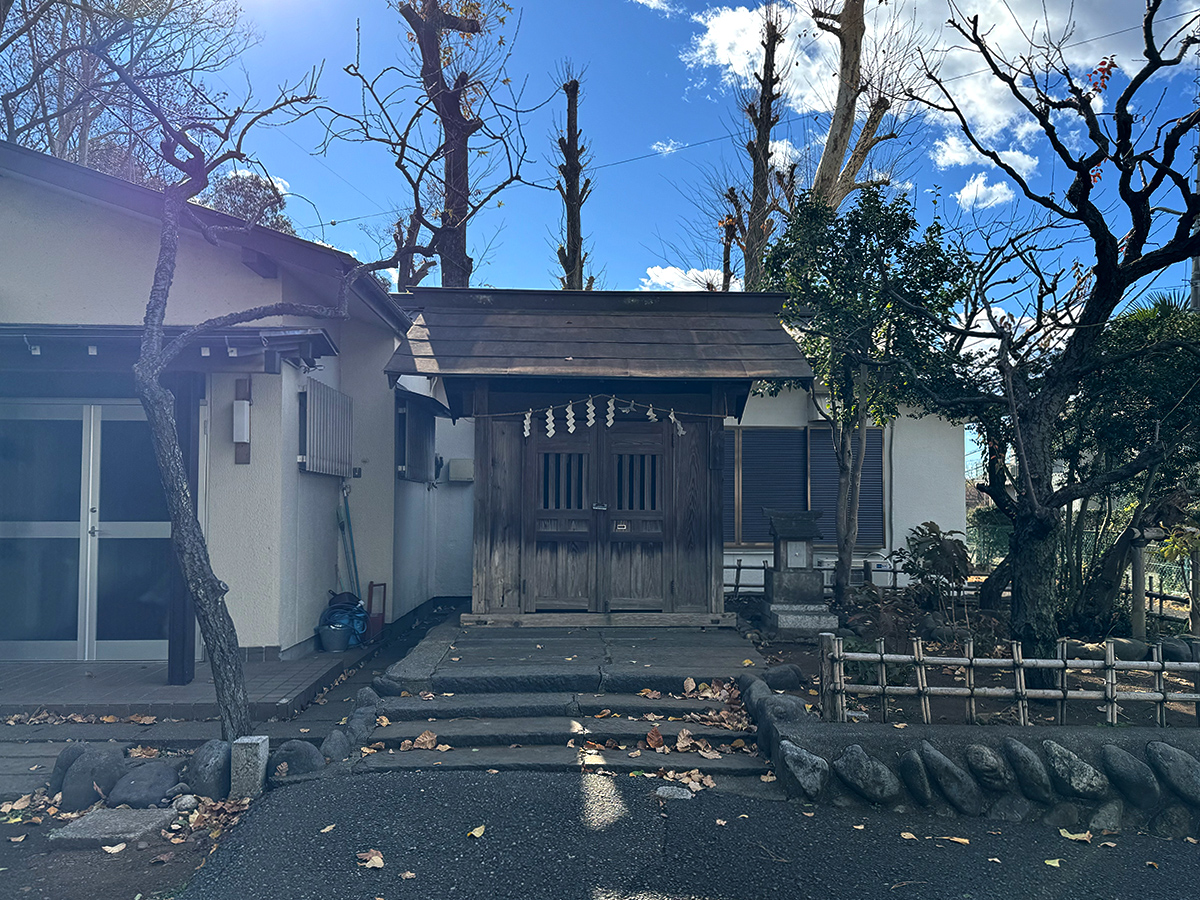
[
  {"xmin": 432, "ymin": 417, "xmax": 474, "ymax": 598},
  {"xmin": 0, "ymin": 174, "xmax": 284, "ymax": 325}
]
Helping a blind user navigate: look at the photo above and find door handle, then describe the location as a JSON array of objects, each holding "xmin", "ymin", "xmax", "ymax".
[
  {"xmin": 592, "ymin": 503, "xmax": 607, "ymax": 511},
  {"xmin": 87, "ymin": 526, "xmax": 99, "ymax": 537}
]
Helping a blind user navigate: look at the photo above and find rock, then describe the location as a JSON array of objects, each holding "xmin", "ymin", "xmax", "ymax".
[
  {"xmin": 740, "ymin": 679, "xmax": 773, "ymax": 720},
  {"xmin": 371, "ymin": 675, "xmax": 406, "ymax": 696},
  {"xmin": 898, "ymin": 750, "xmax": 933, "ymax": 806},
  {"xmin": 1090, "ymin": 800, "xmax": 1124, "ymax": 834},
  {"xmin": 60, "ymin": 749, "xmax": 129, "ymax": 812},
  {"xmin": 1099, "ymin": 745, "xmax": 1161, "ymax": 810},
  {"xmin": 108, "ymin": 760, "xmax": 182, "ymax": 809},
  {"xmin": 1042, "ymin": 740, "xmax": 1108, "ymax": 800},
  {"xmin": 49, "ymin": 743, "xmax": 90, "ymax": 795},
  {"xmin": 1150, "ymin": 805, "xmax": 1192, "ymax": 840},
  {"xmin": 1043, "ymin": 802, "xmax": 1081, "ymax": 829},
  {"xmin": 356, "ymin": 686, "xmax": 382, "ymax": 708},
  {"xmin": 173, "ymin": 794, "xmax": 199, "ymax": 813},
  {"xmin": 834, "ymin": 628, "xmax": 857, "ymax": 639},
  {"xmin": 1063, "ymin": 640, "xmax": 1103, "ymax": 661},
  {"xmin": 779, "ymin": 741, "xmax": 829, "ymax": 800},
  {"xmin": 921, "ymin": 742, "xmax": 983, "ymax": 816},
  {"xmin": 1003, "ymin": 738, "xmax": 1054, "ymax": 803},
  {"xmin": 1109, "ymin": 638, "xmax": 1148, "ymax": 661},
  {"xmin": 931, "ymin": 625, "xmax": 956, "ymax": 644},
  {"xmin": 1159, "ymin": 638, "xmax": 1192, "ymax": 663},
  {"xmin": 655, "ymin": 785, "xmax": 694, "ymax": 801},
  {"xmin": 736, "ymin": 672, "xmax": 764, "ymax": 694},
  {"xmin": 1146, "ymin": 742, "xmax": 1200, "ymax": 806},
  {"xmin": 164, "ymin": 783, "xmax": 191, "ymax": 799},
  {"xmin": 267, "ymin": 740, "xmax": 327, "ymax": 778},
  {"xmin": 320, "ymin": 729, "xmax": 352, "ymax": 762},
  {"xmin": 345, "ymin": 707, "xmax": 377, "ymax": 744},
  {"xmin": 47, "ymin": 808, "xmax": 177, "ymax": 850},
  {"xmin": 758, "ymin": 694, "xmax": 813, "ymax": 746},
  {"xmin": 831, "ymin": 744, "xmax": 902, "ymax": 805},
  {"xmin": 186, "ymin": 739, "xmax": 231, "ymax": 801},
  {"xmin": 988, "ymin": 795, "xmax": 1033, "ymax": 823},
  {"xmin": 965, "ymin": 744, "xmax": 1013, "ymax": 793},
  {"xmin": 762, "ymin": 664, "xmax": 805, "ymax": 692}
]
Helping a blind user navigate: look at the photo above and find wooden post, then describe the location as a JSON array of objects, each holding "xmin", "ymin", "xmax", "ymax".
[
  {"xmin": 1152, "ymin": 642, "xmax": 1166, "ymax": 728},
  {"xmin": 876, "ymin": 637, "xmax": 888, "ymax": 723},
  {"xmin": 1191, "ymin": 547, "xmax": 1200, "ymax": 638},
  {"xmin": 1056, "ymin": 639, "xmax": 1068, "ymax": 726},
  {"xmin": 732, "ymin": 558, "xmax": 743, "ymax": 603},
  {"xmin": 1011, "ymin": 640, "xmax": 1028, "ymax": 727},
  {"xmin": 832, "ymin": 635, "xmax": 847, "ymax": 723},
  {"xmin": 819, "ymin": 632, "xmax": 835, "ymax": 722},
  {"xmin": 1131, "ymin": 539, "xmax": 1147, "ymax": 641},
  {"xmin": 1191, "ymin": 639, "xmax": 1200, "ymax": 726},
  {"xmin": 1104, "ymin": 638, "xmax": 1118, "ymax": 726},
  {"xmin": 964, "ymin": 638, "xmax": 977, "ymax": 726},
  {"xmin": 913, "ymin": 638, "xmax": 931, "ymax": 725}
]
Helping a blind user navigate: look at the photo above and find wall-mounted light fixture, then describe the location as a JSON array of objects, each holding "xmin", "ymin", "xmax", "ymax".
[{"xmin": 233, "ymin": 377, "xmax": 251, "ymax": 464}]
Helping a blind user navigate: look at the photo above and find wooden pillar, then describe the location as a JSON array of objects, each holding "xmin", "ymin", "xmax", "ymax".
[
  {"xmin": 709, "ymin": 384, "xmax": 726, "ymax": 614},
  {"xmin": 471, "ymin": 381, "xmax": 490, "ymax": 615}
]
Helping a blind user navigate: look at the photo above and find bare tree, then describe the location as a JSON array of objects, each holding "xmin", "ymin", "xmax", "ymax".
[
  {"xmin": 1, "ymin": 0, "xmax": 252, "ymax": 182},
  {"xmin": 321, "ymin": 1, "xmax": 532, "ymax": 289},
  {"xmin": 903, "ymin": 1, "xmax": 1200, "ymax": 659},
  {"xmin": 554, "ymin": 74, "xmax": 593, "ymax": 290}
]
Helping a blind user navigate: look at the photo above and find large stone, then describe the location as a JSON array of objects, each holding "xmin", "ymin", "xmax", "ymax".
[
  {"xmin": 965, "ymin": 744, "xmax": 1013, "ymax": 793},
  {"xmin": 47, "ymin": 808, "xmax": 177, "ymax": 849},
  {"xmin": 921, "ymin": 741, "xmax": 983, "ymax": 817},
  {"xmin": 60, "ymin": 749, "xmax": 129, "ymax": 812},
  {"xmin": 345, "ymin": 707, "xmax": 377, "ymax": 745},
  {"xmin": 1043, "ymin": 802, "xmax": 1081, "ymax": 829},
  {"xmin": 897, "ymin": 750, "xmax": 932, "ymax": 806},
  {"xmin": 1043, "ymin": 740, "xmax": 1108, "ymax": 800},
  {"xmin": 762, "ymin": 664, "xmax": 806, "ymax": 692},
  {"xmin": 758, "ymin": 694, "xmax": 812, "ymax": 745},
  {"xmin": 107, "ymin": 760, "xmax": 182, "ymax": 809},
  {"xmin": 356, "ymin": 686, "xmax": 382, "ymax": 708},
  {"xmin": 655, "ymin": 785, "xmax": 695, "ymax": 801},
  {"xmin": 740, "ymin": 679, "xmax": 773, "ymax": 720},
  {"xmin": 1002, "ymin": 738, "xmax": 1053, "ymax": 803},
  {"xmin": 988, "ymin": 794, "xmax": 1033, "ymax": 823},
  {"xmin": 230, "ymin": 735, "xmax": 269, "ymax": 799},
  {"xmin": 1099, "ymin": 745, "xmax": 1161, "ymax": 810},
  {"xmin": 1089, "ymin": 800, "xmax": 1124, "ymax": 834},
  {"xmin": 320, "ymin": 729, "xmax": 352, "ymax": 762},
  {"xmin": 49, "ymin": 743, "xmax": 90, "ymax": 795},
  {"xmin": 1149, "ymin": 805, "xmax": 1193, "ymax": 840},
  {"xmin": 267, "ymin": 740, "xmax": 327, "ymax": 778},
  {"xmin": 1146, "ymin": 742, "xmax": 1200, "ymax": 806},
  {"xmin": 779, "ymin": 741, "xmax": 829, "ymax": 800},
  {"xmin": 186, "ymin": 739, "xmax": 231, "ymax": 801},
  {"xmin": 831, "ymin": 744, "xmax": 902, "ymax": 805},
  {"xmin": 1109, "ymin": 638, "xmax": 1148, "ymax": 661},
  {"xmin": 1159, "ymin": 638, "xmax": 1193, "ymax": 663}
]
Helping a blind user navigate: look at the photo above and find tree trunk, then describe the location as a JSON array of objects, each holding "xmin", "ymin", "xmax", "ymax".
[
  {"xmin": 741, "ymin": 12, "xmax": 782, "ymax": 292},
  {"xmin": 811, "ymin": 0, "xmax": 866, "ymax": 205},
  {"xmin": 1008, "ymin": 508, "xmax": 1061, "ymax": 663},
  {"xmin": 978, "ymin": 554, "xmax": 1010, "ymax": 611},
  {"xmin": 555, "ymin": 78, "xmax": 590, "ymax": 290},
  {"xmin": 832, "ymin": 406, "xmax": 868, "ymax": 606},
  {"xmin": 135, "ymin": 187, "xmax": 251, "ymax": 742}
]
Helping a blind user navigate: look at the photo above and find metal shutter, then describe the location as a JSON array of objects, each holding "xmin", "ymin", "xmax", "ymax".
[
  {"xmin": 808, "ymin": 427, "xmax": 884, "ymax": 547},
  {"xmin": 741, "ymin": 429, "xmax": 807, "ymax": 543},
  {"xmin": 299, "ymin": 378, "xmax": 353, "ymax": 477},
  {"xmin": 722, "ymin": 430, "xmax": 736, "ymax": 544}
]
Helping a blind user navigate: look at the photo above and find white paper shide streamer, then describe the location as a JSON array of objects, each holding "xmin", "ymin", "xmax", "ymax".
[
  {"xmin": 523, "ymin": 409, "xmax": 532, "ymax": 438},
  {"xmin": 646, "ymin": 404, "xmax": 658, "ymax": 423},
  {"xmin": 585, "ymin": 396, "xmax": 596, "ymax": 428},
  {"xmin": 545, "ymin": 407, "xmax": 555, "ymax": 438},
  {"xmin": 668, "ymin": 409, "xmax": 685, "ymax": 436},
  {"xmin": 606, "ymin": 397, "xmax": 615, "ymax": 427},
  {"xmin": 566, "ymin": 402, "xmax": 576, "ymax": 433}
]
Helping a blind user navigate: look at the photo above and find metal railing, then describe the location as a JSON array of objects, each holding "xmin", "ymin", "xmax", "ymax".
[{"xmin": 818, "ymin": 633, "xmax": 1200, "ymax": 727}]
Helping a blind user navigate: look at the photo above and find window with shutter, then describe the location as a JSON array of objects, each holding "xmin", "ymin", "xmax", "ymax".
[
  {"xmin": 808, "ymin": 427, "xmax": 884, "ymax": 547},
  {"xmin": 740, "ymin": 429, "xmax": 807, "ymax": 543}
]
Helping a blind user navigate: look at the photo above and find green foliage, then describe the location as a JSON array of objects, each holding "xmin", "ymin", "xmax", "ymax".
[
  {"xmin": 967, "ymin": 504, "xmax": 1012, "ymax": 568},
  {"xmin": 761, "ymin": 187, "xmax": 969, "ymax": 423},
  {"xmin": 892, "ymin": 521, "xmax": 970, "ymax": 611},
  {"xmin": 198, "ymin": 171, "xmax": 297, "ymax": 235}
]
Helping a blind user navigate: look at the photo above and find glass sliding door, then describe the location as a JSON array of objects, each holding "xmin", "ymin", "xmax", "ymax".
[{"xmin": 0, "ymin": 401, "xmax": 173, "ymax": 660}]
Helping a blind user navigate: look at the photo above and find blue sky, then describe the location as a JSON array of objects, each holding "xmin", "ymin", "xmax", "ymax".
[{"xmin": 225, "ymin": 0, "xmax": 1200, "ymax": 300}]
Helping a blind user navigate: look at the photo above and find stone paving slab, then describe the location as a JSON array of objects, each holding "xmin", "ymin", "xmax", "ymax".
[
  {"xmin": 354, "ymin": 745, "xmax": 583, "ymax": 773},
  {"xmin": 371, "ymin": 717, "xmax": 750, "ymax": 748},
  {"xmin": 46, "ymin": 807, "xmax": 177, "ymax": 849}
]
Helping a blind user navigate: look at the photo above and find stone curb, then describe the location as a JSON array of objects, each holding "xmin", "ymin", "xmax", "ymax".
[{"xmin": 739, "ymin": 671, "xmax": 1200, "ymax": 836}]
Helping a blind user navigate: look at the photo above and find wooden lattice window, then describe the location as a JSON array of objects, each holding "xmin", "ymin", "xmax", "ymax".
[
  {"xmin": 614, "ymin": 453, "xmax": 659, "ymax": 511},
  {"xmin": 540, "ymin": 452, "xmax": 587, "ymax": 510}
]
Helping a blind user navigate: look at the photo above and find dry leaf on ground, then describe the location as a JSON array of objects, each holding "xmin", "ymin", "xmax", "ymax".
[
  {"xmin": 435, "ymin": 744, "xmax": 452, "ymax": 752},
  {"xmin": 376, "ymin": 716, "xmax": 391, "ymax": 727},
  {"xmin": 401, "ymin": 871, "xmax": 417, "ymax": 879},
  {"xmin": 683, "ymin": 677, "xmax": 696, "ymax": 693},
  {"xmin": 900, "ymin": 832, "xmax": 917, "ymax": 840},
  {"xmin": 1146, "ymin": 861, "xmax": 1158, "ymax": 869},
  {"xmin": 1059, "ymin": 828, "xmax": 1092, "ymax": 843},
  {"xmin": 467, "ymin": 825, "xmax": 485, "ymax": 839},
  {"xmin": 357, "ymin": 849, "xmax": 385, "ymax": 868},
  {"xmin": 320, "ymin": 824, "xmax": 336, "ymax": 833},
  {"xmin": 11, "ymin": 796, "xmax": 30, "ymax": 811},
  {"xmin": 413, "ymin": 730, "xmax": 438, "ymax": 750},
  {"xmin": 8, "ymin": 835, "xmax": 25, "ymax": 843},
  {"xmin": 1045, "ymin": 859, "xmax": 1062, "ymax": 867},
  {"xmin": 742, "ymin": 659, "xmax": 756, "ymax": 667},
  {"xmin": 1100, "ymin": 842, "xmax": 1117, "ymax": 848},
  {"xmin": 716, "ymin": 819, "xmax": 727, "ymax": 826},
  {"xmin": 101, "ymin": 843, "xmax": 126, "ymax": 854},
  {"xmin": 760, "ymin": 773, "xmax": 777, "ymax": 783},
  {"xmin": 853, "ymin": 825, "xmax": 865, "ymax": 830},
  {"xmin": 646, "ymin": 726, "xmax": 664, "ymax": 750},
  {"xmin": 937, "ymin": 837, "xmax": 970, "ymax": 845},
  {"xmin": 987, "ymin": 858, "xmax": 1000, "ymax": 864},
  {"xmin": 594, "ymin": 709, "xmax": 612, "ymax": 718}
]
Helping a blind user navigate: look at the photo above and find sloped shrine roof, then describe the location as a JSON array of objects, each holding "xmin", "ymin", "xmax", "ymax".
[{"xmin": 384, "ymin": 288, "xmax": 812, "ymax": 381}]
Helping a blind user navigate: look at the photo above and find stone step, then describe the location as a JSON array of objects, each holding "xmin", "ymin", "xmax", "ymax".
[
  {"xmin": 581, "ymin": 749, "xmax": 770, "ymax": 776},
  {"xmin": 377, "ymin": 666, "xmax": 746, "ymax": 696},
  {"xmin": 371, "ymin": 691, "xmax": 740, "ymax": 721},
  {"xmin": 370, "ymin": 716, "xmax": 752, "ymax": 750}
]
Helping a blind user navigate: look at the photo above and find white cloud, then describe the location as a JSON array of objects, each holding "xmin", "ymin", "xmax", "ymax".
[
  {"xmin": 230, "ymin": 168, "xmax": 291, "ymax": 193},
  {"xmin": 651, "ymin": 138, "xmax": 686, "ymax": 156},
  {"xmin": 769, "ymin": 138, "xmax": 801, "ymax": 170},
  {"xmin": 955, "ymin": 173, "xmax": 1015, "ymax": 210},
  {"xmin": 628, "ymin": 0, "xmax": 679, "ymax": 14},
  {"xmin": 932, "ymin": 133, "xmax": 1038, "ymax": 179},
  {"xmin": 640, "ymin": 265, "xmax": 739, "ymax": 291}
]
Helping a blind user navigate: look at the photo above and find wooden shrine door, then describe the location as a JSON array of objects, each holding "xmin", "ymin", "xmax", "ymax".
[{"xmin": 523, "ymin": 422, "xmax": 671, "ymax": 612}]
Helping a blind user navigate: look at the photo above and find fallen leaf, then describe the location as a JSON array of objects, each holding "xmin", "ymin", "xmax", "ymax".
[
  {"xmin": 299, "ymin": 728, "xmax": 310, "ymax": 734},
  {"xmin": 853, "ymin": 825, "xmax": 865, "ymax": 831},
  {"xmin": 646, "ymin": 726, "xmax": 664, "ymax": 750},
  {"xmin": 1187, "ymin": 837, "xmax": 1198, "ymax": 845},
  {"xmin": 566, "ymin": 739, "xmax": 575, "ymax": 748},
  {"xmin": 937, "ymin": 837, "xmax": 970, "ymax": 845},
  {"xmin": 100, "ymin": 715, "xmax": 118, "ymax": 723},
  {"xmin": 102, "ymin": 843, "xmax": 126, "ymax": 854},
  {"xmin": 716, "ymin": 819, "xmax": 727, "ymax": 826},
  {"xmin": 275, "ymin": 761, "xmax": 290, "ymax": 776},
  {"xmin": 987, "ymin": 858, "xmax": 1000, "ymax": 864},
  {"xmin": 320, "ymin": 824, "xmax": 336, "ymax": 833},
  {"xmin": 435, "ymin": 744, "xmax": 452, "ymax": 752},
  {"xmin": 1045, "ymin": 859, "xmax": 1062, "ymax": 867},
  {"xmin": 150, "ymin": 851, "xmax": 175, "ymax": 865},
  {"xmin": 401, "ymin": 871, "xmax": 417, "ymax": 879},
  {"xmin": 467, "ymin": 825, "xmax": 485, "ymax": 839},
  {"xmin": 486, "ymin": 769, "xmax": 499, "ymax": 774},
  {"xmin": 698, "ymin": 748, "xmax": 722, "ymax": 760},
  {"xmin": 1059, "ymin": 828, "xmax": 1092, "ymax": 844},
  {"xmin": 28, "ymin": 765, "xmax": 41, "ymax": 771},
  {"xmin": 413, "ymin": 730, "xmax": 438, "ymax": 750},
  {"xmin": 683, "ymin": 677, "xmax": 696, "ymax": 693},
  {"xmin": 742, "ymin": 659, "xmax": 756, "ymax": 667},
  {"xmin": 1100, "ymin": 842, "xmax": 1117, "ymax": 848},
  {"xmin": 901, "ymin": 832, "xmax": 917, "ymax": 840},
  {"xmin": 594, "ymin": 709, "xmax": 612, "ymax": 719},
  {"xmin": 802, "ymin": 811, "xmax": 814, "ymax": 818},
  {"xmin": 11, "ymin": 796, "xmax": 30, "ymax": 811},
  {"xmin": 628, "ymin": 750, "xmax": 641, "ymax": 758},
  {"xmin": 450, "ymin": 657, "xmax": 461, "ymax": 661},
  {"xmin": 738, "ymin": 814, "xmax": 749, "ymax": 819},
  {"xmin": 8, "ymin": 835, "xmax": 25, "ymax": 843},
  {"xmin": 1146, "ymin": 861, "xmax": 1158, "ymax": 869},
  {"xmin": 376, "ymin": 716, "xmax": 391, "ymax": 728},
  {"xmin": 357, "ymin": 849, "xmax": 385, "ymax": 869},
  {"xmin": 760, "ymin": 773, "xmax": 777, "ymax": 783},
  {"xmin": 398, "ymin": 740, "xmax": 414, "ymax": 752},
  {"xmin": 892, "ymin": 723, "xmax": 907, "ymax": 729}
]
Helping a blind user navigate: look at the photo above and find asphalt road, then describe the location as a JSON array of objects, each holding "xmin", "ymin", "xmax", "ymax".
[{"xmin": 182, "ymin": 771, "xmax": 1198, "ymax": 900}]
